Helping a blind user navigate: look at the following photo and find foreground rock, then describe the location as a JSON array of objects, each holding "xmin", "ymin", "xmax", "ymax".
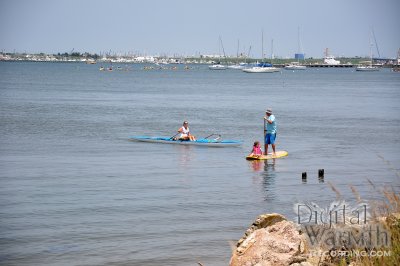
[
  {"xmin": 230, "ymin": 212, "xmax": 400, "ymax": 266},
  {"xmin": 230, "ymin": 213, "xmax": 308, "ymax": 266}
]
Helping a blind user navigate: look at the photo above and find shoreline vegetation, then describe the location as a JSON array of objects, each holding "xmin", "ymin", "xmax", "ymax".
[{"xmin": 0, "ymin": 52, "xmax": 398, "ymax": 67}]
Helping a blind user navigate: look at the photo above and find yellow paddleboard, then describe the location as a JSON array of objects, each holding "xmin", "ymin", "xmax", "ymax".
[{"xmin": 246, "ymin": 150, "xmax": 288, "ymax": 160}]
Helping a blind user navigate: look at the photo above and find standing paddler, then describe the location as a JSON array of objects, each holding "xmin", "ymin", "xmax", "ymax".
[{"xmin": 264, "ymin": 108, "xmax": 277, "ymax": 155}]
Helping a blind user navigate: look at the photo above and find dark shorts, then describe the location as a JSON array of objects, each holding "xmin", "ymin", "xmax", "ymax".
[{"xmin": 265, "ymin": 133, "xmax": 276, "ymax": 144}]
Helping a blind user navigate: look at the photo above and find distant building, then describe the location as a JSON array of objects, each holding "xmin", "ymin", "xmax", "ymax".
[{"xmin": 295, "ymin": 53, "xmax": 305, "ymax": 60}]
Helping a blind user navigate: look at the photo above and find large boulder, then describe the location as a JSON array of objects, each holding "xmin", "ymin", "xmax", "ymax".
[{"xmin": 230, "ymin": 213, "xmax": 308, "ymax": 266}]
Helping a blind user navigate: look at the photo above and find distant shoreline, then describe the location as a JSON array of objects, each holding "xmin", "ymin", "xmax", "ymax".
[{"xmin": 1, "ymin": 53, "xmax": 398, "ymax": 67}]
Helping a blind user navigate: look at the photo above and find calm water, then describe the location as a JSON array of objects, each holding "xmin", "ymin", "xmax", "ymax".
[{"xmin": 0, "ymin": 62, "xmax": 399, "ymax": 265}]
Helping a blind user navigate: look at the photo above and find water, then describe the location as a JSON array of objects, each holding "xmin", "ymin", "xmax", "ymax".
[{"xmin": 0, "ymin": 62, "xmax": 399, "ymax": 265}]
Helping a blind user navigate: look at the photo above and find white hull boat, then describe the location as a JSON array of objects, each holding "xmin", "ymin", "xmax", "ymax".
[
  {"xmin": 284, "ymin": 64, "xmax": 306, "ymax": 70},
  {"xmin": 356, "ymin": 65, "xmax": 379, "ymax": 71},
  {"xmin": 209, "ymin": 64, "xmax": 227, "ymax": 70},
  {"xmin": 227, "ymin": 63, "xmax": 247, "ymax": 70},
  {"xmin": 242, "ymin": 66, "xmax": 280, "ymax": 73},
  {"xmin": 356, "ymin": 32, "xmax": 379, "ymax": 72}
]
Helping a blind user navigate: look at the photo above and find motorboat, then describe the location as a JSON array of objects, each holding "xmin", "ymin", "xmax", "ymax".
[
  {"xmin": 324, "ymin": 55, "xmax": 340, "ymax": 65},
  {"xmin": 209, "ymin": 64, "xmax": 227, "ymax": 70},
  {"xmin": 356, "ymin": 65, "xmax": 379, "ymax": 71},
  {"xmin": 284, "ymin": 62, "xmax": 306, "ymax": 70}
]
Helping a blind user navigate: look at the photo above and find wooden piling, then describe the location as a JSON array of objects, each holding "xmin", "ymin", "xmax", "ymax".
[
  {"xmin": 318, "ymin": 169, "xmax": 324, "ymax": 183},
  {"xmin": 318, "ymin": 169, "xmax": 324, "ymax": 178},
  {"xmin": 302, "ymin": 172, "xmax": 307, "ymax": 183}
]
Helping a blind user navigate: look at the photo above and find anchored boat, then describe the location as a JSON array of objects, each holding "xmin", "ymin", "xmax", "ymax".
[
  {"xmin": 356, "ymin": 32, "xmax": 379, "ymax": 72},
  {"xmin": 284, "ymin": 62, "xmax": 306, "ymax": 70},
  {"xmin": 242, "ymin": 62, "xmax": 280, "ymax": 73}
]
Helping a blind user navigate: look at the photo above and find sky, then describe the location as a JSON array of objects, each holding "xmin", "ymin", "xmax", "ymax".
[{"xmin": 0, "ymin": 0, "xmax": 399, "ymax": 58}]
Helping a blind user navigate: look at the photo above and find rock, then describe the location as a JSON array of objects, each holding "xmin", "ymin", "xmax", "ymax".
[
  {"xmin": 291, "ymin": 263, "xmax": 314, "ymax": 266},
  {"xmin": 236, "ymin": 213, "xmax": 286, "ymax": 248},
  {"xmin": 230, "ymin": 214, "xmax": 308, "ymax": 266}
]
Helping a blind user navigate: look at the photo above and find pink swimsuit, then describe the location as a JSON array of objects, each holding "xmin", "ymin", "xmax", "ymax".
[{"xmin": 252, "ymin": 146, "xmax": 263, "ymax": 155}]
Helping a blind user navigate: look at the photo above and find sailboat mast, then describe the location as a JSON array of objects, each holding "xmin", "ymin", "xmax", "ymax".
[
  {"xmin": 218, "ymin": 36, "xmax": 221, "ymax": 57},
  {"xmin": 271, "ymin": 39, "xmax": 274, "ymax": 60},
  {"xmin": 219, "ymin": 36, "xmax": 227, "ymax": 64},
  {"xmin": 236, "ymin": 39, "xmax": 240, "ymax": 64},
  {"xmin": 246, "ymin": 46, "xmax": 252, "ymax": 63},
  {"xmin": 369, "ymin": 31, "xmax": 373, "ymax": 66},
  {"xmin": 236, "ymin": 39, "xmax": 239, "ymax": 57},
  {"xmin": 297, "ymin": 26, "xmax": 304, "ymax": 55},
  {"xmin": 371, "ymin": 27, "xmax": 381, "ymax": 59},
  {"xmin": 261, "ymin": 29, "xmax": 264, "ymax": 61},
  {"xmin": 297, "ymin": 27, "xmax": 300, "ymax": 63}
]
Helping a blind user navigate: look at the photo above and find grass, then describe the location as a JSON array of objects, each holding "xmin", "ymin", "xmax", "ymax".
[{"xmin": 326, "ymin": 182, "xmax": 400, "ymax": 266}]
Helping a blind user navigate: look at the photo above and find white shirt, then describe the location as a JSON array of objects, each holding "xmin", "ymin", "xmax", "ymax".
[{"xmin": 179, "ymin": 126, "xmax": 190, "ymax": 138}]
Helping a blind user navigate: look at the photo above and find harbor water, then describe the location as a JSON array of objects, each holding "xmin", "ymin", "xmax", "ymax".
[{"xmin": 0, "ymin": 62, "xmax": 399, "ymax": 265}]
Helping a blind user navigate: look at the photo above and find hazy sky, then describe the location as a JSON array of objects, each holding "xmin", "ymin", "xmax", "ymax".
[{"xmin": 1, "ymin": 0, "xmax": 399, "ymax": 58}]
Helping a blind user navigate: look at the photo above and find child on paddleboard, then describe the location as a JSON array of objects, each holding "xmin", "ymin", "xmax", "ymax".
[{"xmin": 248, "ymin": 141, "xmax": 263, "ymax": 157}]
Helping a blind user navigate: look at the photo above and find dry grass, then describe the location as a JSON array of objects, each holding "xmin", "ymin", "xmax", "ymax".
[
  {"xmin": 357, "ymin": 187, "xmax": 400, "ymax": 266},
  {"xmin": 327, "ymin": 181, "xmax": 342, "ymax": 200},
  {"xmin": 341, "ymin": 183, "xmax": 399, "ymax": 266}
]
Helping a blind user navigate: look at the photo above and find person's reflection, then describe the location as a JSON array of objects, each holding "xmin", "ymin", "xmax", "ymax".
[
  {"xmin": 179, "ymin": 145, "xmax": 193, "ymax": 170},
  {"xmin": 248, "ymin": 158, "xmax": 276, "ymax": 172},
  {"xmin": 249, "ymin": 160, "xmax": 263, "ymax": 172},
  {"xmin": 261, "ymin": 159, "xmax": 276, "ymax": 201},
  {"xmin": 177, "ymin": 145, "xmax": 194, "ymax": 186}
]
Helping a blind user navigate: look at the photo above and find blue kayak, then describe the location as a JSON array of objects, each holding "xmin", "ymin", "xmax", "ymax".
[{"xmin": 129, "ymin": 135, "xmax": 242, "ymax": 147}]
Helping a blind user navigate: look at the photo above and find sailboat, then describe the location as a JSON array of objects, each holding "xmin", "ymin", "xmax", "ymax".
[
  {"xmin": 243, "ymin": 62, "xmax": 280, "ymax": 73},
  {"xmin": 227, "ymin": 40, "xmax": 248, "ymax": 70},
  {"xmin": 285, "ymin": 27, "xmax": 306, "ymax": 70},
  {"xmin": 356, "ymin": 31, "xmax": 379, "ymax": 71},
  {"xmin": 242, "ymin": 31, "xmax": 280, "ymax": 73},
  {"xmin": 209, "ymin": 36, "xmax": 227, "ymax": 70}
]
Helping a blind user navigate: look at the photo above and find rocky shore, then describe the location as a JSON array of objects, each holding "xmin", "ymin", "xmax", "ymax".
[{"xmin": 229, "ymin": 212, "xmax": 399, "ymax": 266}]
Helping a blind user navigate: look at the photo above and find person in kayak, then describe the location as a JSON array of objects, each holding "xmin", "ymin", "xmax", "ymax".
[
  {"xmin": 176, "ymin": 121, "xmax": 196, "ymax": 141},
  {"xmin": 248, "ymin": 141, "xmax": 263, "ymax": 158},
  {"xmin": 264, "ymin": 108, "xmax": 277, "ymax": 155}
]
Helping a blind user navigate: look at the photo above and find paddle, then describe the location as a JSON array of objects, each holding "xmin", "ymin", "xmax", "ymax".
[
  {"xmin": 169, "ymin": 132, "xmax": 180, "ymax": 140},
  {"xmin": 264, "ymin": 117, "xmax": 267, "ymax": 149},
  {"xmin": 204, "ymin": 134, "xmax": 221, "ymax": 141}
]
